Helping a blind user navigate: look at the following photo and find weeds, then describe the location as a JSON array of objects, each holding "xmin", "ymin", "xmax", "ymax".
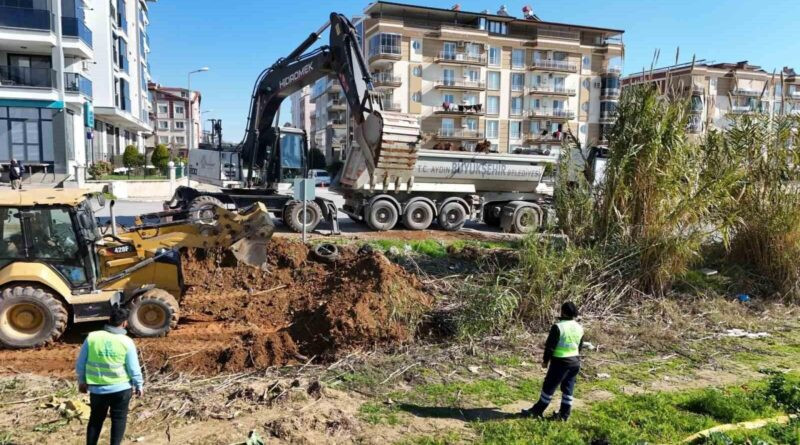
[{"xmin": 0, "ymin": 432, "xmax": 12, "ymax": 445}]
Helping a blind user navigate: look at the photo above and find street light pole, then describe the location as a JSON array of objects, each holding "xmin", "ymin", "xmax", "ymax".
[{"xmin": 187, "ymin": 67, "xmax": 209, "ymax": 150}]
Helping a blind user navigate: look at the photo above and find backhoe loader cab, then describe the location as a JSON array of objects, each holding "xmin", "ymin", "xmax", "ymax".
[{"xmin": 0, "ymin": 189, "xmax": 273, "ymax": 349}]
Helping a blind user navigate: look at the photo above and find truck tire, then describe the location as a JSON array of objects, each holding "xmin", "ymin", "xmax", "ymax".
[
  {"xmin": 402, "ymin": 201, "xmax": 434, "ymax": 230},
  {"xmin": 127, "ymin": 289, "xmax": 179, "ymax": 338},
  {"xmin": 366, "ymin": 200, "xmax": 398, "ymax": 231},
  {"xmin": 189, "ymin": 195, "xmax": 225, "ymax": 224},
  {"xmin": 311, "ymin": 243, "xmax": 340, "ymax": 263},
  {"xmin": 512, "ymin": 207, "xmax": 541, "ymax": 234},
  {"xmin": 284, "ymin": 200, "xmax": 322, "ymax": 233},
  {"xmin": 438, "ymin": 202, "xmax": 467, "ymax": 231},
  {"xmin": 0, "ymin": 284, "xmax": 68, "ymax": 349}
]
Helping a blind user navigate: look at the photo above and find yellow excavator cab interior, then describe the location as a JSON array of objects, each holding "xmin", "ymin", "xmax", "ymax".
[{"xmin": 0, "ymin": 189, "xmax": 273, "ymax": 349}]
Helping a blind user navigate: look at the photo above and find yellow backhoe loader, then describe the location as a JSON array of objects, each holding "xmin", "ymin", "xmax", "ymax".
[{"xmin": 0, "ymin": 189, "xmax": 273, "ymax": 349}]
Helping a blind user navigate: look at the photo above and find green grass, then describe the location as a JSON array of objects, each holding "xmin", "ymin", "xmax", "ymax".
[
  {"xmin": 0, "ymin": 431, "xmax": 13, "ymax": 445},
  {"xmin": 359, "ymin": 402, "xmax": 402, "ymax": 425},
  {"xmin": 395, "ymin": 378, "xmax": 540, "ymax": 408},
  {"xmin": 700, "ymin": 419, "xmax": 800, "ymax": 444},
  {"xmin": 32, "ymin": 418, "xmax": 69, "ymax": 433},
  {"xmin": 93, "ymin": 174, "xmax": 169, "ymax": 181},
  {"xmin": 396, "ymin": 431, "xmax": 464, "ymax": 445},
  {"xmin": 367, "ymin": 239, "xmax": 518, "ymax": 258}
]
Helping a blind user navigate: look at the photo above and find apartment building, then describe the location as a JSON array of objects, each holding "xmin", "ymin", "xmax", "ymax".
[
  {"xmin": 309, "ymin": 76, "xmax": 351, "ymax": 162},
  {"xmin": 0, "ymin": 0, "xmax": 154, "ymax": 179},
  {"xmin": 360, "ymin": 1, "xmax": 623, "ymax": 154},
  {"xmin": 622, "ymin": 61, "xmax": 800, "ymax": 135},
  {"xmin": 145, "ymin": 83, "xmax": 201, "ymax": 157},
  {"xmin": 289, "ymin": 85, "xmax": 315, "ymax": 137}
]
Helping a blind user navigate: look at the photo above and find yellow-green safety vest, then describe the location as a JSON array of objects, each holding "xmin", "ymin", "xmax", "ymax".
[
  {"xmin": 552, "ymin": 320, "xmax": 583, "ymax": 358},
  {"xmin": 85, "ymin": 330, "xmax": 131, "ymax": 386}
]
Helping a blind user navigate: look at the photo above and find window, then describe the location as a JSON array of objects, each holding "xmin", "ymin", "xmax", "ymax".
[
  {"xmin": 368, "ymin": 33, "xmax": 401, "ymax": 57},
  {"xmin": 553, "ymin": 51, "xmax": 567, "ymax": 61},
  {"xmin": 443, "ymin": 68, "xmax": 455, "ymax": 86},
  {"xmin": 175, "ymin": 136, "xmax": 185, "ymax": 145},
  {"xmin": 510, "ymin": 97, "xmax": 523, "ymax": 116},
  {"xmin": 180, "ymin": 91, "xmax": 188, "ymax": 98},
  {"xmin": 553, "ymin": 99, "xmax": 565, "ymax": 110},
  {"xmin": 0, "ymin": 107, "xmax": 55, "ymax": 163},
  {"xmin": 158, "ymin": 104, "xmax": 168, "ymax": 114},
  {"xmin": 465, "ymin": 118, "xmax": 478, "ymax": 131},
  {"xmin": 158, "ymin": 136, "xmax": 169, "ymax": 144},
  {"xmin": 509, "ymin": 121, "xmax": 522, "ymax": 140},
  {"xmin": 413, "ymin": 66, "xmax": 422, "ymax": 77},
  {"xmin": 465, "ymin": 43, "xmax": 480, "ymax": 58},
  {"xmin": 0, "ymin": 208, "xmax": 23, "ymax": 260},
  {"xmin": 175, "ymin": 121, "xmax": 185, "ymax": 130},
  {"xmin": 531, "ymin": 74, "xmax": 543, "ymax": 87},
  {"xmin": 512, "ymin": 49, "xmax": 525, "ymax": 69},
  {"xmin": 175, "ymin": 105, "xmax": 185, "ymax": 115},
  {"xmin": 531, "ymin": 98, "xmax": 541, "ymax": 110},
  {"xmin": 554, "ymin": 76, "xmax": 565, "ymax": 91},
  {"xmin": 480, "ymin": 19, "xmax": 508, "ymax": 35},
  {"xmin": 441, "ymin": 118, "xmax": 455, "ymax": 137},
  {"xmin": 443, "ymin": 93, "xmax": 455, "ymax": 105},
  {"xmin": 488, "ymin": 47, "xmax": 500, "ymax": 66},
  {"xmin": 412, "ymin": 92, "xmax": 422, "ymax": 102},
  {"xmin": 158, "ymin": 121, "xmax": 169, "ymax": 130},
  {"xmin": 442, "ymin": 42, "xmax": 456, "ymax": 59},
  {"xmin": 530, "ymin": 120, "xmax": 542, "ymax": 135},
  {"xmin": 511, "ymin": 73, "xmax": 524, "ymax": 92},
  {"xmin": 466, "ymin": 70, "xmax": 480, "ymax": 83},
  {"xmin": 463, "ymin": 94, "xmax": 478, "ymax": 105},
  {"xmin": 487, "ymin": 71, "xmax": 500, "ymax": 90},
  {"xmin": 485, "ymin": 120, "xmax": 498, "ymax": 139},
  {"xmin": 487, "ymin": 96, "xmax": 500, "ymax": 115}
]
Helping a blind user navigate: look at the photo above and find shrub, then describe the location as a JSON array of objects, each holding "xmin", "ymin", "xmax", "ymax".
[
  {"xmin": 151, "ymin": 144, "xmax": 170, "ymax": 170},
  {"xmin": 87, "ymin": 161, "xmax": 112, "ymax": 179},
  {"xmin": 122, "ymin": 145, "xmax": 144, "ymax": 174},
  {"xmin": 309, "ymin": 148, "xmax": 326, "ymax": 169}
]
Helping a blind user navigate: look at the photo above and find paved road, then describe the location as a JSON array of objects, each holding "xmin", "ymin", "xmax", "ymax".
[{"xmin": 95, "ymin": 187, "xmax": 502, "ymax": 238}]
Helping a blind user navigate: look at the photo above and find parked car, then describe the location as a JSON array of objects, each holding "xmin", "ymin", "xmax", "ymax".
[{"xmin": 310, "ymin": 169, "xmax": 332, "ymax": 187}]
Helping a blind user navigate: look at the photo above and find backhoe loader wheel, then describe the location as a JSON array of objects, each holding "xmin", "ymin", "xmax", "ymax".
[
  {"xmin": 284, "ymin": 201, "xmax": 322, "ymax": 233},
  {"xmin": 0, "ymin": 284, "xmax": 68, "ymax": 349},
  {"xmin": 189, "ymin": 196, "xmax": 225, "ymax": 224},
  {"xmin": 402, "ymin": 201, "xmax": 434, "ymax": 231},
  {"xmin": 127, "ymin": 289, "xmax": 179, "ymax": 338},
  {"xmin": 438, "ymin": 202, "xmax": 467, "ymax": 232},
  {"xmin": 366, "ymin": 200, "xmax": 398, "ymax": 231}
]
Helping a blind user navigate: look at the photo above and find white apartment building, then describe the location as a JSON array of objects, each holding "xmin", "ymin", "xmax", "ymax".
[
  {"xmin": 0, "ymin": 0, "xmax": 153, "ymax": 180},
  {"xmin": 289, "ymin": 85, "xmax": 315, "ymax": 143}
]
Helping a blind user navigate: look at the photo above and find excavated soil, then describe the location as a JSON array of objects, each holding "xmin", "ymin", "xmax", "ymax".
[{"xmin": 0, "ymin": 239, "xmax": 432, "ymax": 377}]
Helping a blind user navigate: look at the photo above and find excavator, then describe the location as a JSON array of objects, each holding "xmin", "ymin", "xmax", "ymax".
[
  {"xmin": 0, "ymin": 189, "xmax": 273, "ymax": 349},
  {"xmin": 167, "ymin": 12, "xmax": 423, "ymax": 233}
]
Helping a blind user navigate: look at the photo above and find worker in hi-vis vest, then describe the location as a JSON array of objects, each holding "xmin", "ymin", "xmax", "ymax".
[
  {"xmin": 522, "ymin": 302, "xmax": 584, "ymax": 420},
  {"xmin": 76, "ymin": 305, "xmax": 143, "ymax": 445}
]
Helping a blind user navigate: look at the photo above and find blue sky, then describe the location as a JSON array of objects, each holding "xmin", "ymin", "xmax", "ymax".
[{"xmin": 148, "ymin": 0, "xmax": 798, "ymax": 141}]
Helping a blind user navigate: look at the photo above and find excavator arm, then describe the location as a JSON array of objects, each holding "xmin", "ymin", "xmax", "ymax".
[{"xmin": 238, "ymin": 13, "xmax": 421, "ymax": 191}]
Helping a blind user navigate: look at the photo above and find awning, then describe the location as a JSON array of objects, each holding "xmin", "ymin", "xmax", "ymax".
[{"xmin": 94, "ymin": 106, "xmax": 152, "ymax": 132}]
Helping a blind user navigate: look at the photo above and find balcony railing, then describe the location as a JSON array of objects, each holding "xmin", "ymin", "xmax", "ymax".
[
  {"xmin": 529, "ymin": 59, "xmax": 577, "ymax": 72},
  {"xmin": 0, "ymin": 66, "xmax": 55, "ymax": 88},
  {"xmin": 328, "ymin": 99, "xmax": 346, "ymax": 110},
  {"xmin": 62, "ymin": 17, "xmax": 93, "ymax": 46},
  {"xmin": 731, "ymin": 89, "xmax": 762, "ymax": 97},
  {"xmin": 368, "ymin": 47, "xmax": 401, "ymax": 62},
  {"xmin": 328, "ymin": 120, "xmax": 346, "ymax": 127},
  {"xmin": 383, "ymin": 102, "xmax": 401, "ymax": 112},
  {"xmin": 537, "ymin": 28, "xmax": 580, "ymax": 41},
  {"xmin": 371, "ymin": 73, "xmax": 401, "ymax": 87},
  {"xmin": 435, "ymin": 52, "xmax": 486, "ymax": 65},
  {"xmin": 523, "ymin": 133, "xmax": 565, "ymax": 144},
  {"xmin": 65, "ymin": 73, "xmax": 92, "ymax": 98},
  {"xmin": 599, "ymin": 111, "xmax": 617, "ymax": 123},
  {"xmin": 529, "ymin": 85, "xmax": 577, "ymax": 96},
  {"xmin": 605, "ymin": 66, "xmax": 623, "ymax": 75},
  {"xmin": 0, "ymin": 5, "xmax": 52, "ymax": 31},
  {"xmin": 600, "ymin": 88, "xmax": 621, "ymax": 99},
  {"xmin": 435, "ymin": 104, "xmax": 484, "ymax": 115},
  {"xmin": 730, "ymin": 105, "xmax": 756, "ymax": 114},
  {"xmin": 434, "ymin": 79, "xmax": 485, "ymax": 90},
  {"xmin": 436, "ymin": 129, "xmax": 484, "ymax": 139},
  {"xmin": 527, "ymin": 108, "xmax": 575, "ymax": 119}
]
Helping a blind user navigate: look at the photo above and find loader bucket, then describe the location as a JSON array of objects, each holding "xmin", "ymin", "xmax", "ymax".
[{"xmin": 228, "ymin": 203, "xmax": 275, "ymax": 268}]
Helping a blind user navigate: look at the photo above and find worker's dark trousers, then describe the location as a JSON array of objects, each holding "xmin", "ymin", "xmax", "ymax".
[
  {"xmin": 530, "ymin": 359, "xmax": 580, "ymax": 419},
  {"xmin": 87, "ymin": 388, "xmax": 132, "ymax": 445}
]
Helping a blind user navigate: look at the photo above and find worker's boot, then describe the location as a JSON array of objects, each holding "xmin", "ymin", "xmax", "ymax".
[
  {"xmin": 556, "ymin": 404, "xmax": 572, "ymax": 421},
  {"xmin": 520, "ymin": 402, "xmax": 546, "ymax": 418}
]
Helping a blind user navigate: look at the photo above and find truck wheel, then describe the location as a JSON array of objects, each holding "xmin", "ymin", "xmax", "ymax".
[
  {"xmin": 127, "ymin": 289, "xmax": 179, "ymax": 338},
  {"xmin": 438, "ymin": 202, "xmax": 467, "ymax": 231},
  {"xmin": 483, "ymin": 204, "xmax": 503, "ymax": 227},
  {"xmin": 402, "ymin": 201, "xmax": 434, "ymax": 230},
  {"xmin": 189, "ymin": 196, "xmax": 225, "ymax": 224},
  {"xmin": 366, "ymin": 200, "xmax": 398, "ymax": 231},
  {"xmin": 284, "ymin": 201, "xmax": 322, "ymax": 233},
  {"xmin": 513, "ymin": 207, "xmax": 541, "ymax": 234},
  {"xmin": 0, "ymin": 284, "xmax": 68, "ymax": 349}
]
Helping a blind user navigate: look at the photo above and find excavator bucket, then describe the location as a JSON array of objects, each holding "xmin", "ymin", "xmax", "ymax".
[{"xmin": 227, "ymin": 203, "xmax": 275, "ymax": 268}]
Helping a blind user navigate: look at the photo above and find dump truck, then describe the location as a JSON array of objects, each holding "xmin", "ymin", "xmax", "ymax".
[
  {"xmin": 167, "ymin": 12, "xmax": 557, "ymax": 234},
  {"xmin": 0, "ymin": 189, "xmax": 272, "ymax": 348}
]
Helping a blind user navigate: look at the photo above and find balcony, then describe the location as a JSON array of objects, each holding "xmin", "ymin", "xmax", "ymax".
[
  {"xmin": 600, "ymin": 88, "xmax": 621, "ymax": 100},
  {"xmin": 788, "ymin": 90, "xmax": 800, "ymax": 99},
  {"xmin": 528, "ymin": 85, "xmax": 577, "ymax": 96},
  {"xmin": 434, "ymin": 79, "xmax": 485, "ymax": 91},
  {"xmin": 731, "ymin": 89, "xmax": 762, "ymax": 97},
  {"xmin": 62, "ymin": 17, "xmax": 92, "ymax": 46},
  {"xmin": 730, "ymin": 105, "xmax": 756, "ymax": 114},
  {"xmin": 326, "ymin": 79, "xmax": 341, "ymax": 92},
  {"xmin": 527, "ymin": 108, "xmax": 575, "ymax": 120},
  {"xmin": 434, "ymin": 104, "xmax": 484, "ymax": 116},
  {"xmin": 372, "ymin": 73, "xmax": 401, "ymax": 88},
  {"xmin": 368, "ymin": 47, "xmax": 401, "ymax": 64},
  {"xmin": 435, "ymin": 129, "xmax": 484, "ymax": 140},
  {"xmin": 64, "ymin": 72, "xmax": 92, "ymax": 98},
  {"xmin": 688, "ymin": 122, "xmax": 702, "ymax": 134},
  {"xmin": 383, "ymin": 102, "xmax": 401, "ymax": 112},
  {"xmin": 599, "ymin": 111, "xmax": 617, "ymax": 124},
  {"xmin": 0, "ymin": 66, "xmax": 55, "ymax": 88},
  {"xmin": 523, "ymin": 134, "xmax": 564, "ymax": 144},
  {"xmin": 605, "ymin": 66, "xmax": 623, "ymax": 75},
  {"xmin": 0, "ymin": 5, "xmax": 52, "ymax": 31},
  {"xmin": 328, "ymin": 119, "xmax": 346, "ymax": 128},
  {"xmin": 528, "ymin": 59, "xmax": 577, "ymax": 73},
  {"xmin": 435, "ymin": 52, "xmax": 486, "ymax": 66},
  {"xmin": 328, "ymin": 99, "xmax": 346, "ymax": 111}
]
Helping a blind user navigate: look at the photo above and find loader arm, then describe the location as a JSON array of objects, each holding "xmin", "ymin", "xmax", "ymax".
[{"xmin": 237, "ymin": 13, "xmax": 421, "ymax": 190}]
